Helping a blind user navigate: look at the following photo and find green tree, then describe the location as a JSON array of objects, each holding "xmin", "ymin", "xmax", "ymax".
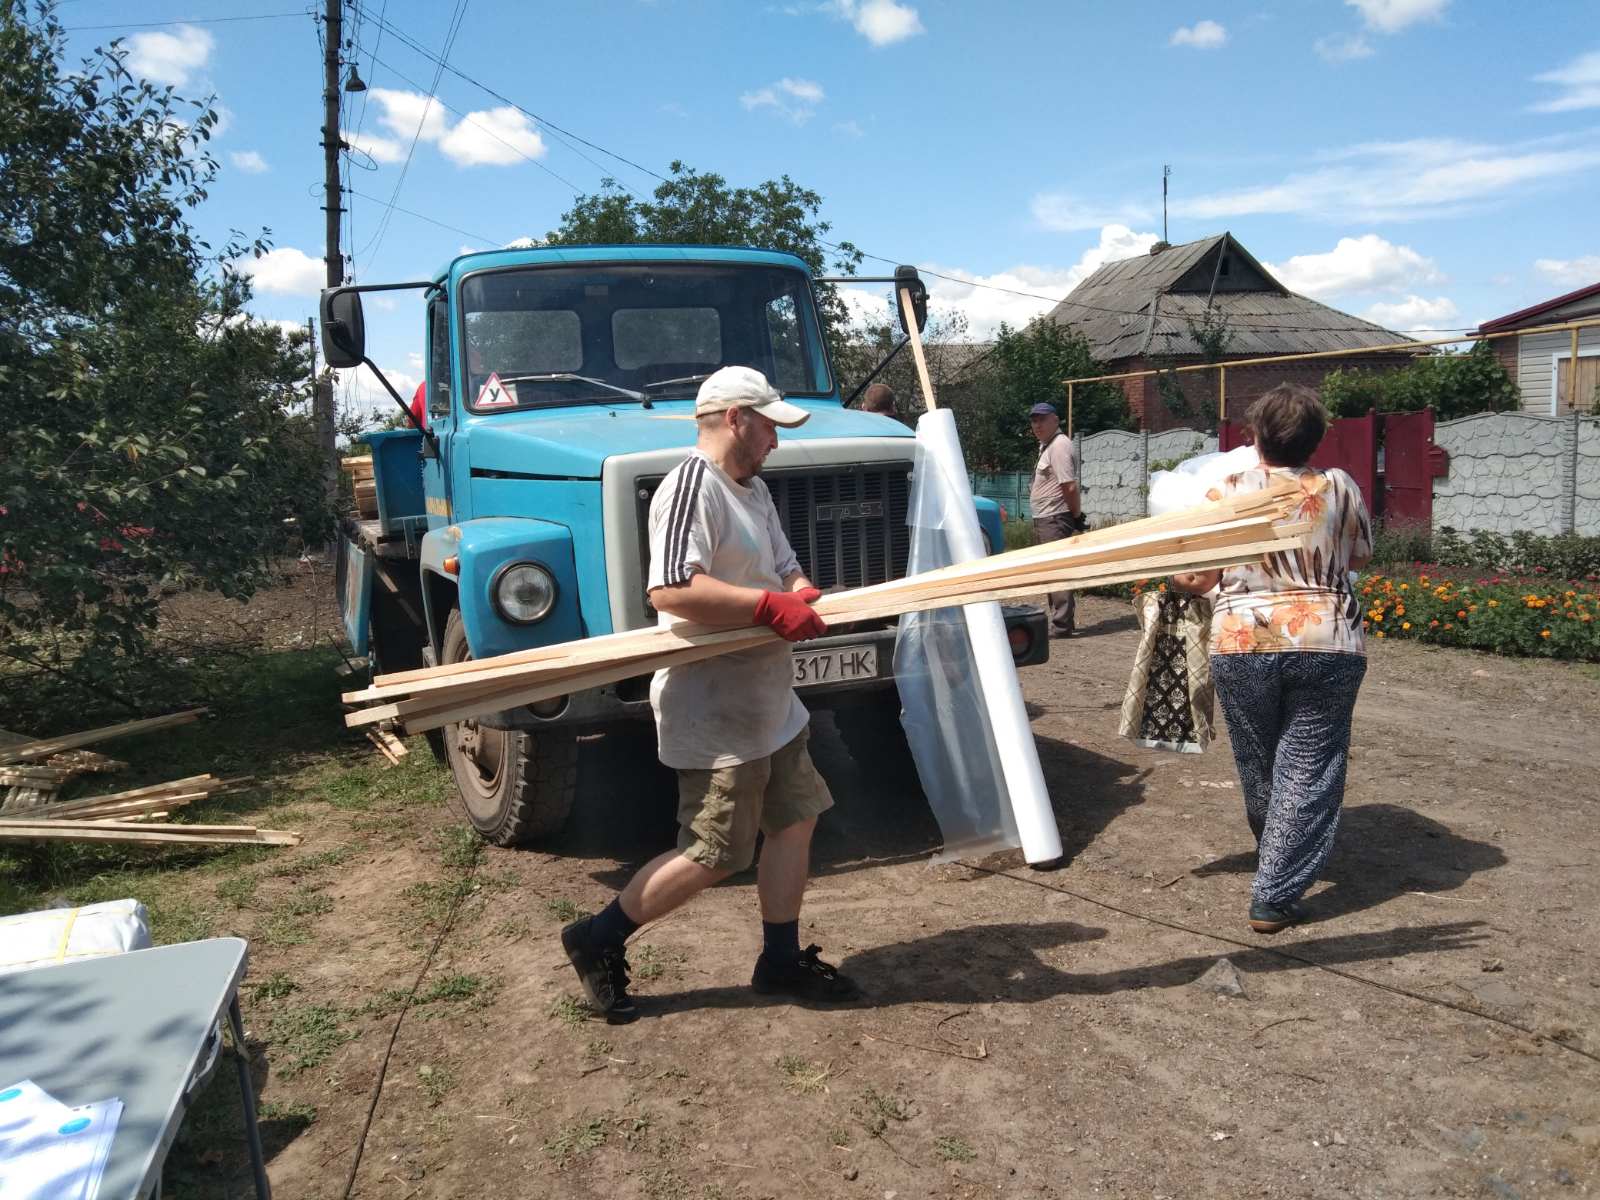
[
  {"xmin": 545, "ymin": 162, "xmax": 864, "ymax": 368},
  {"xmin": 1, "ymin": 1, "xmax": 330, "ymax": 701},
  {"xmin": 949, "ymin": 318, "xmax": 1132, "ymax": 472},
  {"xmin": 1321, "ymin": 341, "xmax": 1519, "ymax": 420},
  {"xmin": 832, "ymin": 302, "xmax": 976, "ymax": 416}
]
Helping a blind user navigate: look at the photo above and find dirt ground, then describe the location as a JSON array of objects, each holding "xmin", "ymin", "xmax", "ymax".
[{"xmin": 19, "ymin": 575, "xmax": 1600, "ymax": 1199}]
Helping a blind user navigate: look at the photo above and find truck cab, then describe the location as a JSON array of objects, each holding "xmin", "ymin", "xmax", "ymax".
[{"xmin": 327, "ymin": 245, "xmax": 1047, "ymax": 846}]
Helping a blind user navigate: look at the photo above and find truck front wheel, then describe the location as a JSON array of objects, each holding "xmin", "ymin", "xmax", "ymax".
[{"xmin": 440, "ymin": 610, "xmax": 577, "ymax": 846}]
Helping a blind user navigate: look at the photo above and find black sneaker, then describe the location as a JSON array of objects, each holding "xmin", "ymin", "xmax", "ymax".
[
  {"xmin": 1248, "ymin": 898, "xmax": 1308, "ymax": 934},
  {"xmin": 751, "ymin": 944, "xmax": 862, "ymax": 1002},
  {"xmin": 561, "ymin": 917, "xmax": 638, "ymax": 1023}
]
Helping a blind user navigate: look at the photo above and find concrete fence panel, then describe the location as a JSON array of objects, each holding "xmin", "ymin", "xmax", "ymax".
[{"xmin": 1432, "ymin": 412, "xmax": 1595, "ymax": 537}]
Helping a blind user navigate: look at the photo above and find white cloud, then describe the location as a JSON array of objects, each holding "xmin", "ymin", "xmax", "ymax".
[
  {"xmin": 438, "ymin": 106, "xmax": 546, "ymax": 166},
  {"xmin": 741, "ymin": 77, "xmax": 826, "ymax": 124},
  {"xmin": 827, "ymin": 0, "xmax": 924, "ymax": 46},
  {"xmin": 125, "ymin": 24, "xmax": 214, "ymax": 87},
  {"xmin": 1345, "ymin": 0, "xmax": 1449, "ymax": 34},
  {"xmin": 841, "ymin": 225, "xmax": 1160, "ymax": 340},
  {"xmin": 240, "ymin": 247, "xmax": 325, "ymax": 296},
  {"xmin": 503, "ymin": 236, "xmax": 542, "ymax": 249},
  {"xmin": 1264, "ymin": 234, "xmax": 1444, "ymax": 299},
  {"xmin": 1175, "ymin": 135, "xmax": 1600, "ymax": 222},
  {"xmin": 1314, "ymin": 33, "xmax": 1374, "ymax": 62},
  {"xmin": 1534, "ymin": 255, "xmax": 1600, "ymax": 287},
  {"xmin": 1359, "ymin": 295, "xmax": 1460, "ymax": 330},
  {"xmin": 1170, "ymin": 20, "xmax": 1227, "ymax": 49},
  {"xmin": 362, "ymin": 90, "xmax": 546, "ymax": 167},
  {"xmin": 369, "ymin": 88, "xmax": 449, "ymax": 142},
  {"xmin": 343, "ymin": 129, "xmax": 406, "ymax": 165},
  {"xmin": 833, "ymin": 119, "xmax": 865, "ymax": 138},
  {"xmin": 1531, "ymin": 50, "xmax": 1600, "ymax": 114},
  {"xmin": 1031, "ymin": 192, "xmax": 1153, "ymax": 233},
  {"xmin": 229, "ymin": 150, "xmax": 268, "ymax": 174}
]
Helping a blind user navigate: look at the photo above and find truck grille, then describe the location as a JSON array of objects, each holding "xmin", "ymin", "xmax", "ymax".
[{"xmin": 635, "ymin": 463, "xmax": 912, "ymax": 591}]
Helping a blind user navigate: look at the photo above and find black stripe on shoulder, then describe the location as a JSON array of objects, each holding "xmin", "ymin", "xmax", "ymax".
[{"xmin": 663, "ymin": 457, "xmax": 707, "ymax": 586}]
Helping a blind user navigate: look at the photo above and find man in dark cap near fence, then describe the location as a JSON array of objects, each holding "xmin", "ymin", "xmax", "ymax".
[{"xmin": 1028, "ymin": 402, "xmax": 1085, "ymax": 637}]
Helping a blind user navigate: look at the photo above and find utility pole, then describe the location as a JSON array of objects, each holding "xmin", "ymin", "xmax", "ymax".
[{"xmin": 316, "ymin": 0, "xmax": 344, "ymax": 494}]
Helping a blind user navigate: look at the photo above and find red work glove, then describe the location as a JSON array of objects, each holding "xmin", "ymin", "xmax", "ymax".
[{"xmin": 754, "ymin": 587, "xmax": 827, "ymax": 642}]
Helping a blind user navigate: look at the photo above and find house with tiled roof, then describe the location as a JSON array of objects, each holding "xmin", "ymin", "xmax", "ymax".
[{"xmin": 1045, "ymin": 233, "xmax": 1418, "ymax": 431}]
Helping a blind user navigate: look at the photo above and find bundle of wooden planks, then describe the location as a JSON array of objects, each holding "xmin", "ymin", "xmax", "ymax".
[
  {"xmin": 343, "ymin": 480, "xmax": 1307, "ymax": 736},
  {"xmin": 342, "ymin": 455, "xmax": 378, "ymax": 519},
  {"xmin": 0, "ymin": 710, "xmax": 300, "ymax": 847}
]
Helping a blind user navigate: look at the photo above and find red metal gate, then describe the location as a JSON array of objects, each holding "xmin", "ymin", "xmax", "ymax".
[{"xmin": 1218, "ymin": 409, "xmax": 1445, "ymax": 526}]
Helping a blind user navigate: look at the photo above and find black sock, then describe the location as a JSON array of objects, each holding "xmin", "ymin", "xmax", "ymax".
[
  {"xmin": 589, "ymin": 898, "xmax": 639, "ymax": 948},
  {"xmin": 762, "ymin": 919, "xmax": 800, "ymax": 963}
]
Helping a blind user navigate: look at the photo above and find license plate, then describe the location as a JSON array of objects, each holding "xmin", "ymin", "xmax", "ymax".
[{"xmin": 792, "ymin": 644, "xmax": 878, "ymax": 687}]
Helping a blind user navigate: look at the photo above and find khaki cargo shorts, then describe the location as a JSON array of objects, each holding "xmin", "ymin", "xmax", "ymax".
[{"xmin": 676, "ymin": 728, "xmax": 834, "ymax": 873}]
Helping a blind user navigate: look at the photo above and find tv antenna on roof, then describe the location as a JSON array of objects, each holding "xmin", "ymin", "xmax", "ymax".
[{"xmin": 1162, "ymin": 164, "xmax": 1171, "ymax": 244}]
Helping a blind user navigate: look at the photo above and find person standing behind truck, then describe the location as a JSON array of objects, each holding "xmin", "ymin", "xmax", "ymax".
[
  {"xmin": 859, "ymin": 382, "xmax": 900, "ymax": 420},
  {"xmin": 1028, "ymin": 402, "xmax": 1084, "ymax": 638},
  {"xmin": 561, "ymin": 366, "xmax": 862, "ymax": 1022}
]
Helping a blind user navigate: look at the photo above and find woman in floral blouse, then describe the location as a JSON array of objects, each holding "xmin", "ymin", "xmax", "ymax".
[{"xmin": 1173, "ymin": 383, "xmax": 1372, "ymax": 933}]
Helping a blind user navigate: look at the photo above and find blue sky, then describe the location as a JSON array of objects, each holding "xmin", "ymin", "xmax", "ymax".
[{"xmin": 56, "ymin": 0, "xmax": 1600, "ymax": 418}]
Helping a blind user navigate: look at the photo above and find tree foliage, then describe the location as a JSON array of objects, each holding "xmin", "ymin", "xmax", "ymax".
[
  {"xmin": 831, "ymin": 301, "xmax": 977, "ymax": 417},
  {"xmin": 0, "ymin": 2, "xmax": 330, "ymax": 694},
  {"xmin": 949, "ymin": 318, "xmax": 1133, "ymax": 472},
  {"xmin": 1321, "ymin": 341, "xmax": 1519, "ymax": 420},
  {"xmin": 545, "ymin": 161, "xmax": 864, "ymax": 368}
]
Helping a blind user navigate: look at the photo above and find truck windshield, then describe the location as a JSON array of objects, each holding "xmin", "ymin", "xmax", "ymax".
[{"xmin": 458, "ymin": 262, "xmax": 831, "ymax": 412}]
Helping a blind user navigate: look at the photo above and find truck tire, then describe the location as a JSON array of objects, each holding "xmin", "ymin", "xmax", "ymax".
[
  {"xmin": 439, "ymin": 610, "xmax": 577, "ymax": 846},
  {"xmin": 832, "ymin": 692, "xmax": 919, "ymax": 787}
]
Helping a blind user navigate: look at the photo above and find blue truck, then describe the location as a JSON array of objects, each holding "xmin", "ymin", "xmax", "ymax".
[{"xmin": 323, "ymin": 245, "xmax": 1048, "ymax": 846}]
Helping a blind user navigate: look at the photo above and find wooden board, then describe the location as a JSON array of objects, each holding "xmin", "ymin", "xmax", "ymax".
[{"xmin": 0, "ymin": 710, "xmax": 207, "ymax": 766}]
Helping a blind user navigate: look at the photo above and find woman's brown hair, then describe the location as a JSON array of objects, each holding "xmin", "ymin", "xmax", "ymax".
[{"xmin": 1246, "ymin": 383, "xmax": 1329, "ymax": 467}]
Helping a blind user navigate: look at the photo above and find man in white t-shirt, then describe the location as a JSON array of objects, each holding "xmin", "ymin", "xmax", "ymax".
[
  {"xmin": 561, "ymin": 366, "xmax": 861, "ymax": 1022},
  {"xmin": 1028, "ymin": 402, "xmax": 1084, "ymax": 637}
]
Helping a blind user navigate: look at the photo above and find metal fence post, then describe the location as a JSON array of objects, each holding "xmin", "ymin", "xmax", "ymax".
[{"xmin": 1141, "ymin": 428, "xmax": 1151, "ymax": 517}]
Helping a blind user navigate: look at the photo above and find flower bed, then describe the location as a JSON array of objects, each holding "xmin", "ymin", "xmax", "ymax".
[
  {"xmin": 1101, "ymin": 570, "xmax": 1600, "ymax": 662},
  {"xmin": 1359, "ymin": 570, "xmax": 1600, "ymax": 661}
]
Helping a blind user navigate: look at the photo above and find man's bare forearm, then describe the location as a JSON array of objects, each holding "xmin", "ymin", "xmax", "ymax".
[
  {"xmin": 650, "ymin": 573, "xmax": 765, "ymax": 625},
  {"xmin": 1060, "ymin": 481, "xmax": 1081, "ymax": 516}
]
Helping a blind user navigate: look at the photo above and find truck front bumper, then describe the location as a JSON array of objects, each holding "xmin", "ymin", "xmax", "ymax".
[{"xmin": 475, "ymin": 603, "xmax": 1050, "ymax": 732}]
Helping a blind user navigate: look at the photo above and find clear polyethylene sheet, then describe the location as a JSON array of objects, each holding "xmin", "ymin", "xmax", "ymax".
[{"xmin": 892, "ymin": 426, "xmax": 1021, "ymax": 862}]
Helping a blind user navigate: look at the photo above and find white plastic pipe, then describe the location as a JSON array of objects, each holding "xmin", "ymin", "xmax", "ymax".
[{"xmin": 915, "ymin": 410, "xmax": 1063, "ymax": 865}]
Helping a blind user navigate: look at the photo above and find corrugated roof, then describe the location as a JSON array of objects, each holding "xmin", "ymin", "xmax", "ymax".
[{"xmin": 1047, "ymin": 232, "xmax": 1411, "ymax": 362}]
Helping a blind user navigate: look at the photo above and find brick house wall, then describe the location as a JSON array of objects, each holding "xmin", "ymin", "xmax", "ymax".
[{"xmin": 1106, "ymin": 353, "xmax": 1418, "ymax": 432}]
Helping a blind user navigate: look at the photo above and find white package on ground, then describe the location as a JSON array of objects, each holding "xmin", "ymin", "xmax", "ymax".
[
  {"xmin": 893, "ymin": 410, "xmax": 1063, "ymax": 865},
  {"xmin": 1147, "ymin": 444, "xmax": 1260, "ymax": 517},
  {"xmin": 0, "ymin": 899, "xmax": 152, "ymax": 977}
]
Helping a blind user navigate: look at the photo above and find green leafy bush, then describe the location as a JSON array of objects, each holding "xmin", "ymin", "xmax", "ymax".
[
  {"xmin": 1322, "ymin": 341, "xmax": 1518, "ymax": 420},
  {"xmin": 1361, "ymin": 570, "xmax": 1599, "ymax": 661},
  {"xmin": 1433, "ymin": 528, "xmax": 1600, "ymax": 580}
]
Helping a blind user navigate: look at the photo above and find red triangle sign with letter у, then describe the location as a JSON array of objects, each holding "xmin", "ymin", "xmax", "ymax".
[{"xmin": 476, "ymin": 372, "xmax": 516, "ymax": 409}]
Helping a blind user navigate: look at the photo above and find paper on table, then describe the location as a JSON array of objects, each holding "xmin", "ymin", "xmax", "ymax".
[{"xmin": 0, "ymin": 1081, "xmax": 123, "ymax": 1200}]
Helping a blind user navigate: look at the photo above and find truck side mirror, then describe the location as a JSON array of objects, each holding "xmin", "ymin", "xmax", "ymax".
[
  {"xmin": 894, "ymin": 265, "xmax": 928, "ymax": 334},
  {"xmin": 320, "ymin": 287, "xmax": 367, "ymax": 369}
]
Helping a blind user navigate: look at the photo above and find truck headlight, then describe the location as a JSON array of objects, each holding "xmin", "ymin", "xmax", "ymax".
[{"xmin": 492, "ymin": 561, "xmax": 557, "ymax": 624}]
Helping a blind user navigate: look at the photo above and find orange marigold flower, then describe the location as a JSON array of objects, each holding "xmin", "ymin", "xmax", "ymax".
[
  {"xmin": 1401, "ymin": 621, "xmax": 1411, "ymax": 630},
  {"xmin": 1541, "ymin": 629, "xmax": 1551, "ymax": 639},
  {"xmin": 1399, "ymin": 583, "xmax": 1409, "ymax": 591},
  {"xmin": 1429, "ymin": 619, "xmax": 1439, "ymax": 628},
  {"xmin": 1487, "ymin": 599, "xmax": 1498, "ymax": 607},
  {"xmin": 1457, "ymin": 610, "xmax": 1466, "ymax": 618}
]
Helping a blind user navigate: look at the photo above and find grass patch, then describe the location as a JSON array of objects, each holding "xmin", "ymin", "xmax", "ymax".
[
  {"xmin": 258, "ymin": 890, "xmax": 333, "ymax": 946},
  {"xmin": 258, "ymin": 1099, "xmax": 317, "ymax": 1127},
  {"xmin": 856, "ymin": 1087, "xmax": 913, "ymax": 1136},
  {"xmin": 548, "ymin": 995, "xmax": 590, "ymax": 1027},
  {"xmin": 362, "ymin": 972, "xmax": 499, "ymax": 1018},
  {"xmin": 271, "ymin": 1004, "xmax": 356, "ymax": 1076},
  {"xmin": 251, "ymin": 971, "xmax": 298, "ymax": 1002},
  {"xmin": 543, "ymin": 1116, "xmax": 607, "ymax": 1165},
  {"xmin": 417, "ymin": 1063, "xmax": 455, "ymax": 1107},
  {"xmin": 265, "ymin": 846, "xmax": 351, "ymax": 879},
  {"xmin": 544, "ymin": 897, "xmax": 586, "ymax": 923},
  {"xmin": 633, "ymin": 944, "xmax": 684, "ymax": 983},
  {"xmin": 935, "ymin": 1135, "xmax": 976, "ymax": 1163},
  {"xmin": 776, "ymin": 1054, "xmax": 832, "ymax": 1095},
  {"xmin": 401, "ymin": 876, "xmax": 479, "ymax": 929},
  {"xmin": 584, "ymin": 1039, "xmax": 613, "ymax": 1059},
  {"xmin": 437, "ymin": 825, "xmax": 483, "ymax": 870},
  {"xmin": 215, "ymin": 872, "xmax": 260, "ymax": 910},
  {"xmin": 826, "ymin": 1123, "xmax": 853, "ymax": 1148}
]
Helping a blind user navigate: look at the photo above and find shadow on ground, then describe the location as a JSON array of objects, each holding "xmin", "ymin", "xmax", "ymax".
[{"xmin": 1191, "ymin": 802, "xmax": 1508, "ymax": 921}]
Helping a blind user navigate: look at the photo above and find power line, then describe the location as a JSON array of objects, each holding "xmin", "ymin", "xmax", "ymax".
[
  {"xmin": 350, "ymin": 13, "xmax": 1474, "ymax": 340},
  {"xmin": 360, "ymin": 0, "xmax": 469, "ymax": 262},
  {"xmin": 347, "ymin": 188, "xmax": 501, "ymax": 244},
  {"xmin": 65, "ymin": 11, "xmax": 307, "ymax": 30}
]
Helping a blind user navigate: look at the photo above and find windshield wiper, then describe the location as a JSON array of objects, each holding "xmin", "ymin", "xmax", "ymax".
[
  {"xmin": 642, "ymin": 373, "xmax": 715, "ymax": 394},
  {"xmin": 495, "ymin": 373, "xmax": 652, "ymax": 407}
]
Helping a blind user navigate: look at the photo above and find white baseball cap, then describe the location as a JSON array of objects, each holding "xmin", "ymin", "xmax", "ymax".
[{"xmin": 694, "ymin": 365, "xmax": 810, "ymax": 428}]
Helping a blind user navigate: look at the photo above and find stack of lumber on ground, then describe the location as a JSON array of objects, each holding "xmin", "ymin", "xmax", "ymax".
[
  {"xmin": 0, "ymin": 820, "xmax": 300, "ymax": 847},
  {"xmin": 0, "ymin": 711, "xmax": 202, "ymax": 813},
  {"xmin": 343, "ymin": 480, "xmax": 1307, "ymax": 735},
  {"xmin": 342, "ymin": 455, "xmax": 378, "ymax": 519}
]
